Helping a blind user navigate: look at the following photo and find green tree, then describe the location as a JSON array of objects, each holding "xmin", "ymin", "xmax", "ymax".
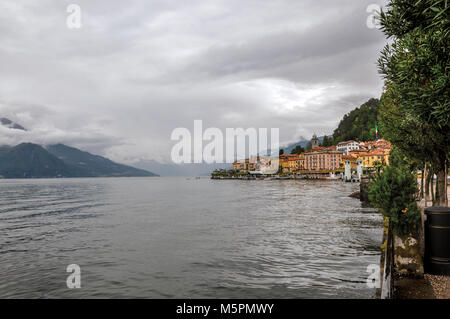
[
  {"xmin": 369, "ymin": 149, "xmax": 421, "ymax": 235},
  {"xmin": 378, "ymin": 0, "xmax": 449, "ymax": 205},
  {"xmin": 332, "ymin": 98, "xmax": 380, "ymax": 143},
  {"xmin": 305, "ymin": 142, "xmax": 312, "ymax": 151},
  {"xmin": 320, "ymin": 135, "xmax": 334, "ymax": 147},
  {"xmin": 291, "ymin": 145, "xmax": 305, "ymax": 154}
]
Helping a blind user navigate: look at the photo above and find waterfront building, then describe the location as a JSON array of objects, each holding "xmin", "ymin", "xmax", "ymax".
[
  {"xmin": 248, "ymin": 157, "xmax": 259, "ymax": 172},
  {"xmin": 296, "ymin": 153, "xmax": 305, "ymax": 171},
  {"xmin": 231, "ymin": 138, "xmax": 391, "ymax": 174},
  {"xmin": 280, "ymin": 154, "xmax": 299, "ymax": 173},
  {"xmin": 311, "ymin": 134, "xmax": 320, "ymax": 149},
  {"xmin": 359, "ymin": 139, "xmax": 391, "ymax": 151},
  {"xmin": 232, "ymin": 159, "xmax": 247, "ymax": 173},
  {"xmin": 305, "ymin": 146, "xmax": 342, "ymax": 171},
  {"xmin": 336, "ymin": 140, "xmax": 359, "ymax": 155},
  {"xmin": 355, "ymin": 139, "xmax": 391, "ymax": 168},
  {"xmin": 358, "ymin": 149, "xmax": 390, "ymax": 168},
  {"xmin": 341, "ymin": 154, "xmax": 358, "ymax": 169}
]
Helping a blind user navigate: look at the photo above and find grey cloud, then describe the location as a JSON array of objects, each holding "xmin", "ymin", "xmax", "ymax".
[{"xmin": 0, "ymin": 0, "xmax": 389, "ymax": 164}]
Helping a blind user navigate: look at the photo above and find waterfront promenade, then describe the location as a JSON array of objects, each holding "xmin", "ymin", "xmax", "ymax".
[{"xmin": 394, "ymin": 185, "xmax": 450, "ymax": 299}]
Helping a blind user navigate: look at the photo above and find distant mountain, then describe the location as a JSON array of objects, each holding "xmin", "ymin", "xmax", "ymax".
[
  {"xmin": 283, "ymin": 136, "xmax": 328, "ymax": 154},
  {"xmin": 0, "ymin": 143, "xmax": 157, "ymax": 179},
  {"xmin": 0, "ymin": 118, "xmax": 26, "ymax": 131},
  {"xmin": 133, "ymin": 160, "xmax": 230, "ymax": 177},
  {"xmin": 0, "ymin": 143, "xmax": 74, "ymax": 178},
  {"xmin": 46, "ymin": 144, "xmax": 157, "ymax": 177}
]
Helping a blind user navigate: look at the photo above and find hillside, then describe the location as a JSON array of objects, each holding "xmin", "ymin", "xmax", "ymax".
[
  {"xmin": 0, "ymin": 116, "xmax": 157, "ymax": 178},
  {"xmin": 332, "ymin": 98, "xmax": 379, "ymax": 143},
  {"xmin": 0, "ymin": 143, "xmax": 157, "ymax": 179},
  {"xmin": 283, "ymin": 98, "xmax": 380, "ymax": 151},
  {"xmin": 0, "ymin": 143, "xmax": 73, "ymax": 178},
  {"xmin": 46, "ymin": 144, "xmax": 157, "ymax": 177}
]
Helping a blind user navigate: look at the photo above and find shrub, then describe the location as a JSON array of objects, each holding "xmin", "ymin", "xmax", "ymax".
[{"xmin": 369, "ymin": 163, "xmax": 421, "ymax": 235}]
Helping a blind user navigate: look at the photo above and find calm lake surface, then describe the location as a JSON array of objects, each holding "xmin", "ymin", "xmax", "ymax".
[{"xmin": 0, "ymin": 177, "xmax": 382, "ymax": 298}]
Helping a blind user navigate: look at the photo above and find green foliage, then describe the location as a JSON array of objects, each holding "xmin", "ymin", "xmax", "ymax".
[
  {"xmin": 379, "ymin": 0, "xmax": 449, "ymax": 39},
  {"xmin": 369, "ymin": 159, "xmax": 421, "ymax": 235},
  {"xmin": 332, "ymin": 98, "xmax": 380, "ymax": 143},
  {"xmin": 305, "ymin": 142, "xmax": 312, "ymax": 151},
  {"xmin": 290, "ymin": 145, "xmax": 305, "ymax": 154},
  {"xmin": 320, "ymin": 135, "xmax": 334, "ymax": 147},
  {"xmin": 378, "ymin": 0, "xmax": 449, "ymax": 169}
]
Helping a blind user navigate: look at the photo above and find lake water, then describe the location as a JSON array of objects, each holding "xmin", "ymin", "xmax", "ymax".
[{"xmin": 0, "ymin": 177, "xmax": 382, "ymax": 298}]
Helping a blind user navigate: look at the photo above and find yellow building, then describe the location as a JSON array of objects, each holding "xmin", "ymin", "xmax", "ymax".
[
  {"xmin": 279, "ymin": 154, "xmax": 299, "ymax": 173},
  {"xmin": 358, "ymin": 150, "xmax": 390, "ymax": 168},
  {"xmin": 296, "ymin": 153, "xmax": 305, "ymax": 171},
  {"xmin": 341, "ymin": 154, "xmax": 358, "ymax": 169}
]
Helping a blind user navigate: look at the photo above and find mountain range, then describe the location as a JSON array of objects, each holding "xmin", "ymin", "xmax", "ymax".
[
  {"xmin": 0, "ymin": 119, "xmax": 157, "ymax": 179},
  {"xmin": 283, "ymin": 136, "xmax": 327, "ymax": 154}
]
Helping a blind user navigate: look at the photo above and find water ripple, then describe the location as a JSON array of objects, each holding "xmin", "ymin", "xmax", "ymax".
[{"xmin": 0, "ymin": 177, "xmax": 382, "ymax": 298}]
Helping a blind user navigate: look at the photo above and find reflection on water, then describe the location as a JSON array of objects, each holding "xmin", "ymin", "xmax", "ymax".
[{"xmin": 0, "ymin": 177, "xmax": 382, "ymax": 298}]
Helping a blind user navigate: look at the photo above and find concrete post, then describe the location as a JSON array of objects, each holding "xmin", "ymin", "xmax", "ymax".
[
  {"xmin": 357, "ymin": 160, "xmax": 363, "ymax": 181},
  {"xmin": 345, "ymin": 160, "xmax": 351, "ymax": 182}
]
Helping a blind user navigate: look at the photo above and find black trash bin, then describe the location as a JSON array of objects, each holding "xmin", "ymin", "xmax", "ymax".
[{"xmin": 424, "ymin": 207, "xmax": 450, "ymax": 275}]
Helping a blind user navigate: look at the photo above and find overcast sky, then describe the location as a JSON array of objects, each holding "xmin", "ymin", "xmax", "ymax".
[{"xmin": 0, "ymin": 0, "xmax": 388, "ymax": 164}]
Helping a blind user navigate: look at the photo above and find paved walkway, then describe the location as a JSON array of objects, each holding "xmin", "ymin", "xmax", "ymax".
[
  {"xmin": 400, "ymin": 184, "xmax": 450, "ymax": 299},
  {"xmin": 426, "ymin": 274, "xmax": 450, "ymax": 299}
]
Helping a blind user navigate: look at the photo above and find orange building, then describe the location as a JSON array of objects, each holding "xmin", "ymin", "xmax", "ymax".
[
  {"xmin": 279, "ymin": 154, "xmax": 299, "ymax": 173},
  {"xmin": 296, "ymin": 153, "xmax": 305, "ymax": 171},
  {"xmin": 305, "ymin": 147, "xmax": 342, "ymax": 171}
]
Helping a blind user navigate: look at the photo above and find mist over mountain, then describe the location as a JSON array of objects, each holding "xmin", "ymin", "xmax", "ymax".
[
  {"xmin": 133, "ymin": 160, "xmax": 230, "ymax": 177},
  {"xmin": 283, "ymin": 136, "xmax": 327, "ymax": 154},
  {"xmin": 0, "ymin": 117, "xmax": 157, "ymax": 178},
  {"xmin": 0, "ymin": 142, "xmax": 157, "ymax": 179},
  {"xmin": 0, "ymin": 118, "xmax": 26, "ymax": 131}
]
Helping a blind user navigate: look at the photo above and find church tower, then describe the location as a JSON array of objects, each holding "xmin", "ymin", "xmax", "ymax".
[{"xmin": 311, "ymin": 134, "xmax": 319, "ymax": 149}]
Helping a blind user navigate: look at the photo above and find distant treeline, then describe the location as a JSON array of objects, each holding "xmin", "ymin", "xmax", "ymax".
[
  {"xmin": 289, "ymin": 98, "xmax": 380, "ymax": 154},
  {"xmin": 332, "ymin": 98, "xmax": 380, "ymax": 143}
]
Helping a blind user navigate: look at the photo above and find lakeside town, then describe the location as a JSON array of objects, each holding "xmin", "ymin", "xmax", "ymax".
[
  {"xmin": 212, "ymin": 134, "xmax": 392, "ymax": 180},
  {"xmin": 0, "ymin": 0, "xmax": 448, "ymax": 303}
]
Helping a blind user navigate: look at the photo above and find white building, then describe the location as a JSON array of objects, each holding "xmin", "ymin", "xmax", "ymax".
[{"xmin": 336, "ymin": 140, "xmax": 359, "ymax": 155}]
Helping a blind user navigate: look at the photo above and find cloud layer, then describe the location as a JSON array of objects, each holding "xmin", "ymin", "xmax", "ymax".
[{"xmin": 0, "ymin": 0, "xmax": 388, "ymax": 163}]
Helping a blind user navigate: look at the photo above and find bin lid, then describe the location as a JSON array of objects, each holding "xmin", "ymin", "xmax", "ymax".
[{"xmin": 424, "ymin": 206, "xmax": 450, "ymax": 214}]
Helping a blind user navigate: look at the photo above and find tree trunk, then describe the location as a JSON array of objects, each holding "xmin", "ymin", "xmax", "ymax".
[
  {"xmin": 445, "ymin": 162, "xmax": 448, "ymax": 207},
  {"xmin": 431, "ymin": 172, "xmax": 435, "ymax": 204},
  {"xmin": 420, "ymin": 168, "xmax": 425, "ymax": 199},
  {"xmin": 425, "ymin": 164, "xmax": 431, "ymax": 205},
  {"xmin": 435, "ymin": 169, "xmax": 446, "ymax": 206},
  {"xmin": 435, "ymin": 173, "xmax": 440, "ymax": 206}
]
